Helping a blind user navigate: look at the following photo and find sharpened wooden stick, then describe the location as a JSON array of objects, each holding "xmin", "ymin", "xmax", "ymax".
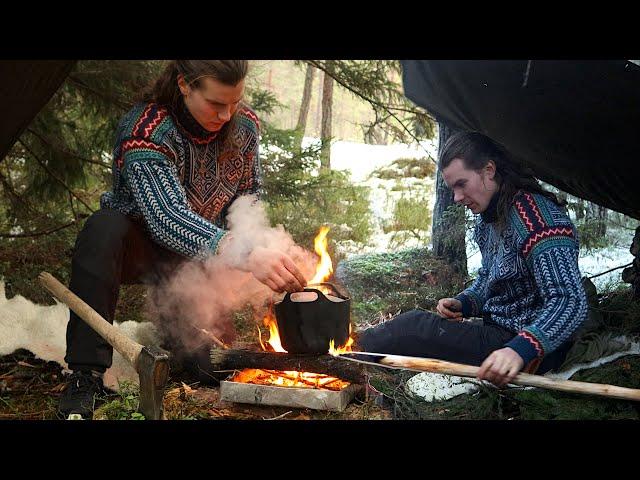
[
  {"xmin": 188, "ymin": 323, "xmax": 228, "ymax": 349},
  {"xmin": 377, "ymin": 354, "xmax": 640, "ymax": 402}
]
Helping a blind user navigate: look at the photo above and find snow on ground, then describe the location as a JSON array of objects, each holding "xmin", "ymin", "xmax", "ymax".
[
  {"xmin": 302, "ymin": 137, "xmax": 438, "ymax": 255},
  {"xmin": 303, "ymin": 137, "xmax": 636, "ymax": 290}
]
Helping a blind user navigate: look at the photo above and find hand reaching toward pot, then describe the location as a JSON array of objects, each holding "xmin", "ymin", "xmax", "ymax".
[{"xmin": 244, "ymin": 246, "xmax": 307, "ymax": 293}]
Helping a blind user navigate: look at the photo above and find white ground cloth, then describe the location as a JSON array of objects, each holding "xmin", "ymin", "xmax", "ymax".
[{"xmin": 0, "ymin": 281, "xmax": 161, "ymax": 391}]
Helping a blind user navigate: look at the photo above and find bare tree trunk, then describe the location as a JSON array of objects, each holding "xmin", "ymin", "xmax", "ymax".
[
  {"xmin": 297, "ymin": 65, "xmax": 315, "ymax": 134},
  {"xmin": 320, "ymin": 61, "xmax": 335, "ymax": 171},
  {"xmin": 597, "ymin": 204, "xmax": 607, "ymax": 237},
  {"xmin": 586, "ymin": 201, "xmax": 607, "ymax": 238},
  {"xmin": 622, "ymin": 225, "xmax": 640, "ymax": 299},
  {"xmin": 431, "ymin": 121, "xmax": 468, "ymax": 279},
  {"xmin": 574, "ymin": 198, "xmax": 585, "ymax": 220},
  {"xmin": 315, "ymin": 74, "xmax": 322, "ymax": 136}
]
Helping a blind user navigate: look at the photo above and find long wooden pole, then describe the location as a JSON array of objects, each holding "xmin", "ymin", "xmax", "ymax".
[{"xmin": 371, "ymin": 354, "xmax": 640, "ymax": 402}]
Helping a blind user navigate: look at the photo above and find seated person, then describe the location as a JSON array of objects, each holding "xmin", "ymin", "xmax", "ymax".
[{"xmin": 356, "ymin": 131, "xmax": 588, "ymax": 387}]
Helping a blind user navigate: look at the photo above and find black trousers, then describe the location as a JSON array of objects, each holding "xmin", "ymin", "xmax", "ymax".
[
  {"xmin": 356, "ymin": 310, "xmax": 571, "ymax": 374},
  {"xmin": 64, "ymin": 209, "xmax": 186, "ymax": 373}
]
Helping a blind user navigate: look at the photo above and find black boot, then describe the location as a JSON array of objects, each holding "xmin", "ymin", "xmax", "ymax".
[{"xmin": 58, "ymin": 370, "xmax": 105, "ymax": 420}]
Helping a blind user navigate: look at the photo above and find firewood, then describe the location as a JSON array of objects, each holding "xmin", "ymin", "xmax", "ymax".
[{"xmin": 207, "ymin": 348, "xmax": 370, "ymax": 385}]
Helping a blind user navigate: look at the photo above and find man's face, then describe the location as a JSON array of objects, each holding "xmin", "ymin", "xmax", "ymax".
[
  {"xmin": 442, "ymin": 158, "xmax": 497, "ymax": 214},
  {"xmin": 179, "ymin": 76, "xmax": 245, "ymax": 132}
]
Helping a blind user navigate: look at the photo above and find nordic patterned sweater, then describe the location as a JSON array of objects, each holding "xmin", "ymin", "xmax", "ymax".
[
  {"xmin": 454, "ymin": 190, "xmax": 588, "ymax": 372},
  {"xmin": 100, "ymin": 100, "xmax": 261, "ymax": 259}
]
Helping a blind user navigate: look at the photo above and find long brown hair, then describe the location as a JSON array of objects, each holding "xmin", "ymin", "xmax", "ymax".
[
  {"xmin": 141, "ymin": 60, "xmax": 249, "ymax": 157},
  {"xmin": 439, "ymin": 131, "xmax": 565, "ymax": 229}
]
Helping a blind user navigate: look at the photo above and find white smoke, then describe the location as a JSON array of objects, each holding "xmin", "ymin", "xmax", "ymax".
[
  {"xmin": 0, "ymin": 195, "xmax": 320, "ymax": 387},
  {"xmin": 148, "ymin": 195, "xmax": 317, "ymax": 352}
]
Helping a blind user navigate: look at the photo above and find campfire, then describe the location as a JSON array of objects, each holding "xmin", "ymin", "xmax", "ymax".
[{"xmin": 228, "ymin": 226, "xmax": 355, "ymax": 392}]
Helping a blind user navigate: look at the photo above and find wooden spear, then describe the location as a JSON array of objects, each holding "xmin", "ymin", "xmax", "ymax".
[{"xmin": 337, "ymin": 352, "xmax": 640, "ymax": 402}]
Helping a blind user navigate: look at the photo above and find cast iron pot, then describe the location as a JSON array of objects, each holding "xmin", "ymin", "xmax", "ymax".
[{"xmin": 274, "ymin": 282, "xmax": 350, "ymax": 354}]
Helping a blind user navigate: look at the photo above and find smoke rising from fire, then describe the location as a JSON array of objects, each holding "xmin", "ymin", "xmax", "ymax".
[{"xmin": 148, "ymin": 195, "xmax": 317, "ymax": 353}]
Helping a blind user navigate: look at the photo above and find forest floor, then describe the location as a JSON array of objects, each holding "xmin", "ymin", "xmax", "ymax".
[{"xmin": 1, "ymin": 230, "xmax": 639, "ymax": 421}]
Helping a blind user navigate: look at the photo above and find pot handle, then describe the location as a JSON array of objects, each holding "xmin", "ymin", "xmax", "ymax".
[
  {"xmin": 281, "ymin": 287, "xmax": 335, "ymax": 305},
  {"xmin": 304, "ymin": 282, "xmax": 350, "ymax": 300}
]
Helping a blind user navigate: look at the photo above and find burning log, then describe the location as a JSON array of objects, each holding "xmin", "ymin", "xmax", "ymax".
[
  {"xmin": 208, "ymin": 348, "xmax": 369, "ymax": 385},
  {"xmin": 204, "ymin": 226, "xmax": 372, "ymax": 408}
]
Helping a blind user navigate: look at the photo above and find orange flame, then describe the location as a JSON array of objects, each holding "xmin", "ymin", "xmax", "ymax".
[
  {"xmin": 329, "ymin": 324, "xmax": 354, "ymax": 355},
  {"xmin": 260, "ymin": 308, "xmax": 286, "ymax": 353},
  {"xmin": 232, "ymin": 226, "xmax": 355, "ymax": 391},
  {"xmin": 230, "ymin": 368, "xmax": 351, "ymax": 391},
  {"xmin": 234, "ymin": 304, "xmax": 354, "ymax": 390},
  {"xmin": 309, "ymin": 226, "xmax": 333, "ymax": 286}
]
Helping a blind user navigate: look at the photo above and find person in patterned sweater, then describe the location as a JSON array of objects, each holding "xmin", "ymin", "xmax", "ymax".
[
  {"xmin": 357, "ymin": 131, "xmax": 588, "ymax": 387},
  {"xmin": 59, "ymin": 60, "xmax": 307, "ymax": 418}
]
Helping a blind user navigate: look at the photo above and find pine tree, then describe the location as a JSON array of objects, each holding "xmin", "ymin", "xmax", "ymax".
[
  {"xmin": 0, "ymin": 60, "xmax": 163, "ymax": 237},
  {"xmin": 306, "ymin": 60, "xmax": 434, "ymax": 147}
]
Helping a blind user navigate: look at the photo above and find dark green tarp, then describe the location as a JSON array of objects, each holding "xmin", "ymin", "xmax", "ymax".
[
  {"xmin": 401, "ymin": 60, "xmax": 640, "ymax": 220},
  {"xmin": 0, "ymin": 60, "xmax": 76, "ymax": 161}
]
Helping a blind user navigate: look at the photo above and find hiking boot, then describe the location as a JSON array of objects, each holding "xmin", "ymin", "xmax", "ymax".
[{"xmin": 58, "ymin": 370, "xmax": 105, "ymax": 420}]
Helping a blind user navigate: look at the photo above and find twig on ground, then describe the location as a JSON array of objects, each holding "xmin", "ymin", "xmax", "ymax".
[{"xmin": 263, "ymin": 410, "xmax": 293, "ymax": 420}]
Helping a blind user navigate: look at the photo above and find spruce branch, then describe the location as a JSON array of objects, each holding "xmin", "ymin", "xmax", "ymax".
[
  {"xmin": 18, "ymin": 139, "xmax": 95, "ymax": 213},
  {"xmin": 25, "ymin": 128, "xmax": 110, "ymax": 168}
]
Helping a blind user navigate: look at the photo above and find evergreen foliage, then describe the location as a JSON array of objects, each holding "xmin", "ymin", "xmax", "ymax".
[
  {"xmin": 1, "ymin": 60, "xmax": 161, "ymax": 235},
  {"xmin": 249, "ymin": 87, "xmax": 374, "ymax": 250},
  {"xmin": 382, "ymin": 192, "xmax": 433, "ymax": 249}
]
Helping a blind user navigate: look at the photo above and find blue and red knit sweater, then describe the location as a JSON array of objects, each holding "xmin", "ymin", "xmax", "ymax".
[
  {"xmin": 455, "ymin": 190, "xmax": 588, "ymax": 372},
  {"xmin": 100, "ymin": 100, "xmax": 261, "ymax": 259}
]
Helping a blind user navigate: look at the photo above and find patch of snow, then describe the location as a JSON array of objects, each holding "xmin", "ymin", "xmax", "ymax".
[
  {"xmin": 302, "ymin": 137, "xmax": 437, "ymax": 183},
  {"xmin": 406, "ymin": 335, "xmax": 640, "ymax": 402},
  {"xmin": 578, "ymin": 243, "xmax": 634, "ymax": 291},
  {"xmin": 296, "ymin": 137, "xmax": 636, "ymax": 290},
  {"xmin": 302, "ymin": 137, "xmax": 438, "ymax": 256},
  {"xmin": 406, "ymin": 372, "xmax": 481, "ymax": 402}
]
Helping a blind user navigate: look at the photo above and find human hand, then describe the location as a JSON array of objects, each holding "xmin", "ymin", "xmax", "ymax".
[
  {"xmin": 245, "ymin": 246, "xmax": 307, "ymax": 293},
  {"xmin": 477, "ymin": 347, "xmax": 525, "ymax": 387},
  {"xmin": 436, "ymin": 297, "xmax": 463, "ymax": 320}
]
